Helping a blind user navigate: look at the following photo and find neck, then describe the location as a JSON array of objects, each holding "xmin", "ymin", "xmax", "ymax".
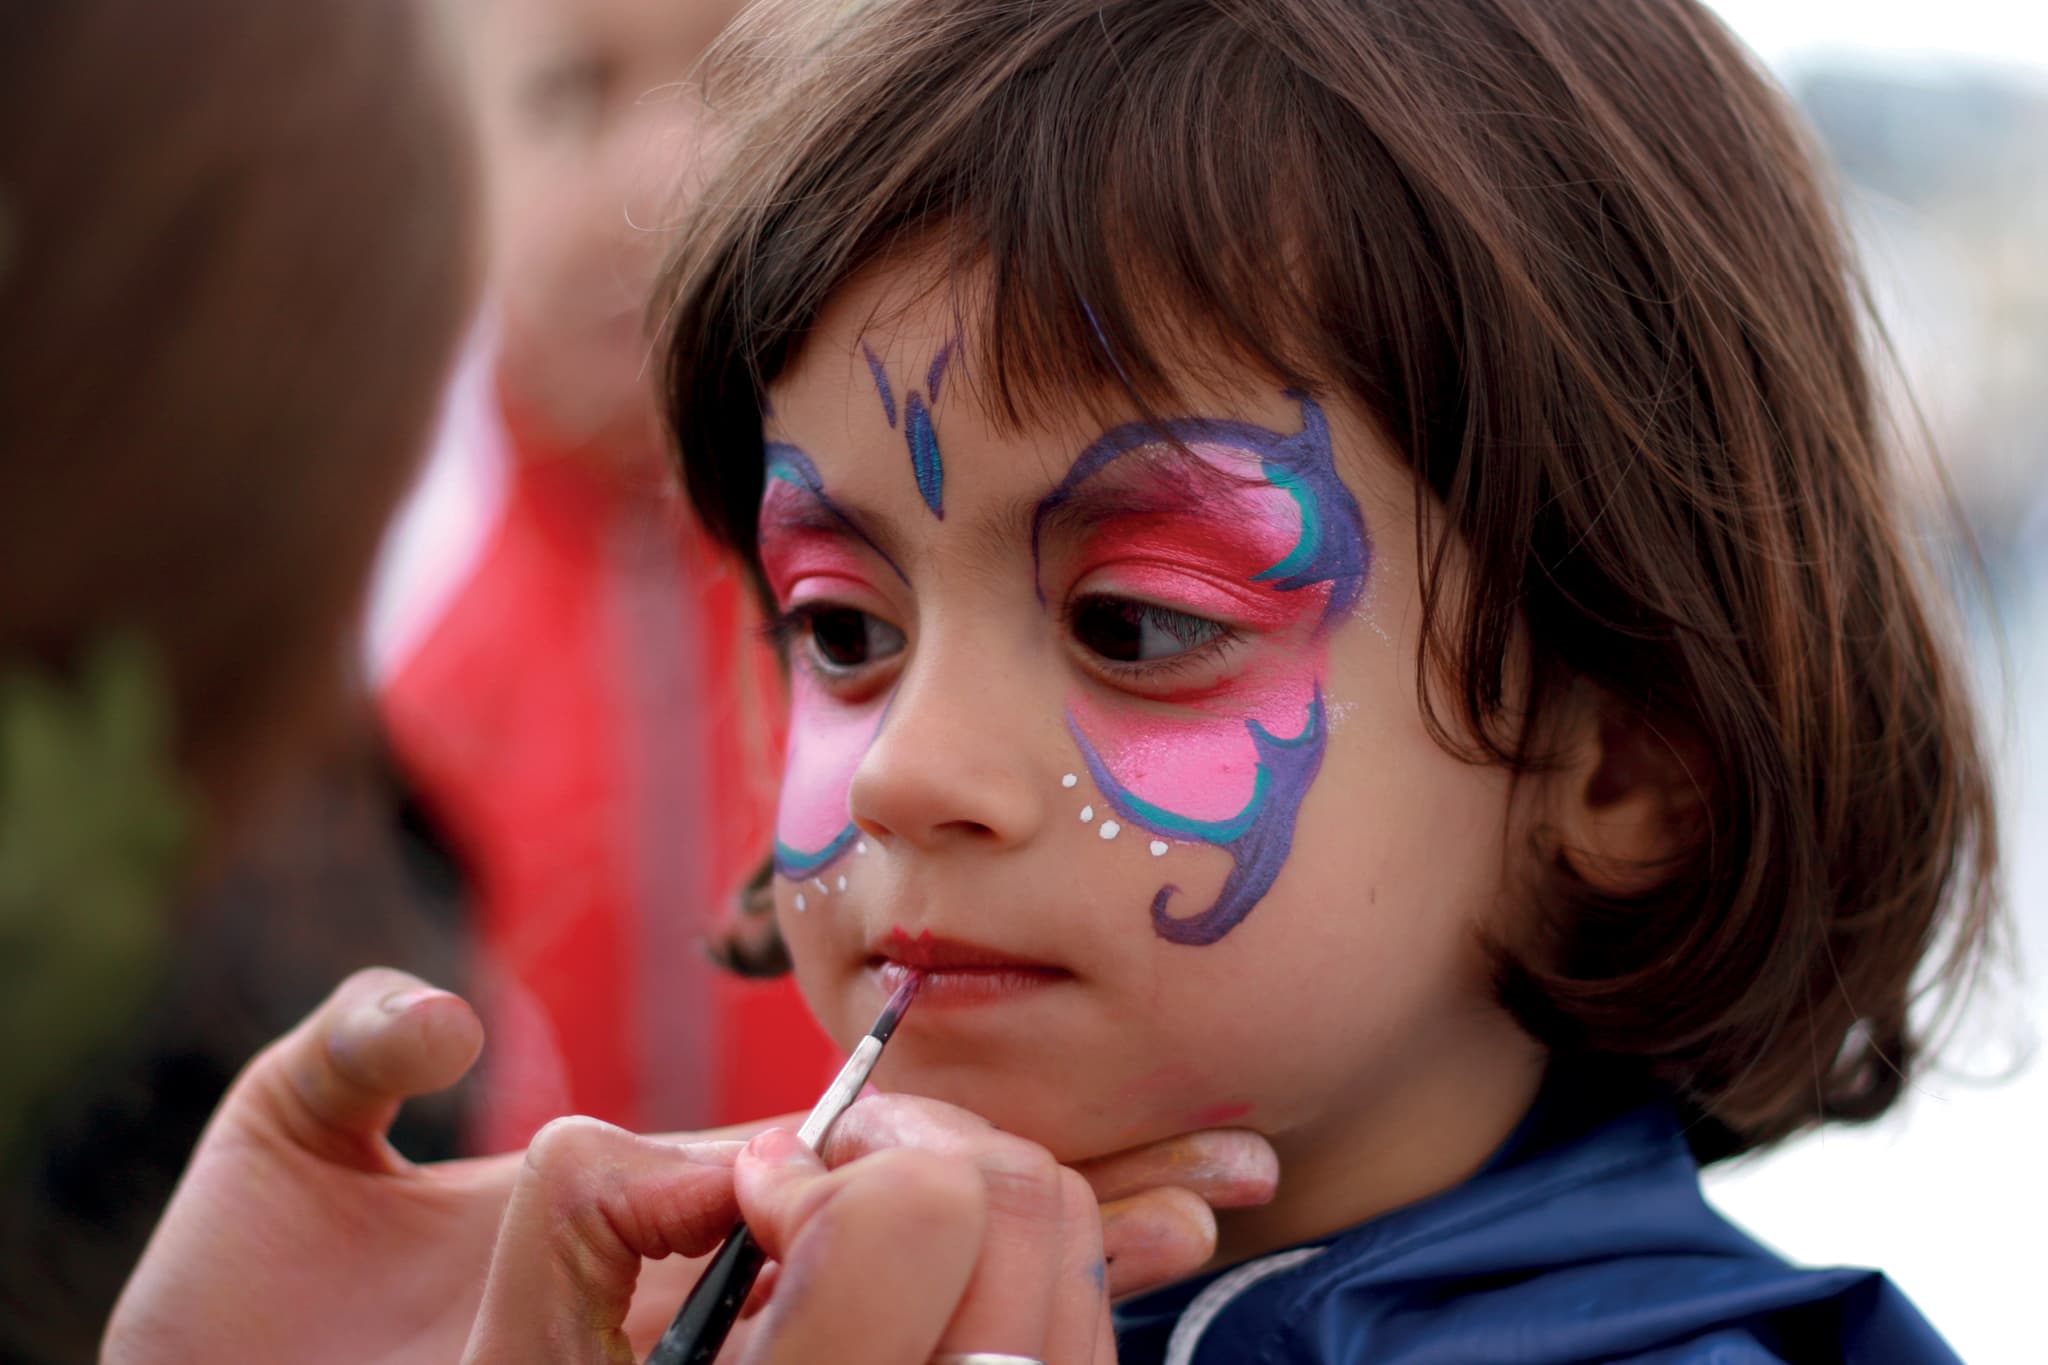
[{"xmin": 1210, "ymin": 1016, "xmax": 1547, "ymax": 1268}]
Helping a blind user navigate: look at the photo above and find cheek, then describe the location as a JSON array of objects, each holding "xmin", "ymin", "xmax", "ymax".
[
  {"xmin": 775, "ymin": 672, "xmax": 876, "ymax": 869},
  {"xmin": 1067, "ymin": 676, "xmax": 1317, "ymax": 824}
]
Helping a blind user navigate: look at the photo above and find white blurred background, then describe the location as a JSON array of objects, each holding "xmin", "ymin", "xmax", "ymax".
[{"xmin": 1699, "ymin": 4, "xmax": 2047, "ymax": 1361}]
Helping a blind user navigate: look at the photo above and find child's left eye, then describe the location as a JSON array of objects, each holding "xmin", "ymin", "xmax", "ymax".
[{"xmin": 1069, "ymin": 594, "xmax": 1230, "ymax": 664}]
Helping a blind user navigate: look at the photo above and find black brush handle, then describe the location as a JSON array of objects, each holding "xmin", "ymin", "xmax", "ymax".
[{"xmin": 645, "ymin": 1221, "xmax": 767, "ymax": 1365}]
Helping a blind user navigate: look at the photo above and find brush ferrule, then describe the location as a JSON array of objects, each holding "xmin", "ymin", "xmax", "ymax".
[{"xmin": 797, "ymin": 1034, "xmax": 884, "ymax": 1149}]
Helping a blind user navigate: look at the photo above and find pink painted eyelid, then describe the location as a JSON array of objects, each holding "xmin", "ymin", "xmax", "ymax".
[
  {"xmin": 759, "ymin": 539, "xmax": 884, "ymax": 604},
  {"xmin": 1071, "ymin": 560, "xmax": 1323, "ymax": 631},
  {"xmin": 782, "ymin": 573, "xmax": 885, "ymax": 610}
]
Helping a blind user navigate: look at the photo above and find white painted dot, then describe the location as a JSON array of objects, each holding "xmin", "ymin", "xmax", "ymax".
[
  {"xmin": 836, "ymin": 875, "xmax": 848, "ymax": 892},
  {"xmin": 813, "ymin": 878, "xmax": 829, "ymax": 894},
  {"xmin": 1149, "ymin": 840, "xmax": 1169, "ymax": 857},
  {"xmin": 1061, "ymin": 773, "xmax": 1079, "ymax": 788},
  {"xmin": 1079, "ymin": 805, "xmax": 1094, "ymax": 823},
  {"xmin": 856, "ymin": 839, "xmax": 869, "ymax": 854},
  {"xmin": 794, "ymin": 893, "xmax": 808, "ymax": 913},
  {"xmin": 1100, "ymin": 820, "xmax": 1121, "ymax": 840}
]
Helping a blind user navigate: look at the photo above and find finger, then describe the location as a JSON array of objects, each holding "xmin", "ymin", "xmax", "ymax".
[
  {"xmin": 461, "ymin": 1117, "xmax": 742, "ymax": 1365},
  {"xmin": 1076, "ymin": 1128, "xmax": 1278, "ymax": 1210},
  {"xmin": 1100, "ymin": 1185, "xmax": 1219, "ymax": 1299},
  {"xmin": 823, "ymin": 1095, "xmax": 1071, "ymax": 1357},
  {"xmin": 232, "ymin": 967, "xmax": 483, "ymax": 1171},
  {"xmin": 736, "ymin": 1128, "xmax": 983, "ymax": 1365},
  {"xmin": 644, "ymin": 1109, "xmax": 804, "ymax": 1148},
  {"xmin": 1042, "ymin": 1166, "xmax": 1112, "ymax": 1365}
]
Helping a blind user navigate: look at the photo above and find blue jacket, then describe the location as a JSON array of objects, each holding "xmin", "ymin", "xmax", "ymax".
[{"xmin": 1114, "ymin": 1070, "xmax": 1957, "ymax": 1364}]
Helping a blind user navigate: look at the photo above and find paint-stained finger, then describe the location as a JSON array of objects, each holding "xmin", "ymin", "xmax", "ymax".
[
  {"xmin": 1076, "ymin": 1127, "xmax": 1278, "ymax": 1209},
  {"xmin": 1041, "ymin": 1165, "xmax": 1113, "ymax": 1365},
  {"xmin": 1101, "ymin": 1185, "xmax": 1218, "ymax": 1299}
]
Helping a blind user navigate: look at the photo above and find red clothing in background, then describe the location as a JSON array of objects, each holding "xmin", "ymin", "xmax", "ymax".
[{"xmin": 370, "ymin": 353, "xmax": 835, "ymax": 1150}]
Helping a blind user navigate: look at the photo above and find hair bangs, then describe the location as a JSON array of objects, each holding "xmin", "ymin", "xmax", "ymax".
[{"xmin": 660, "ymin": 0, "xmax": 1417, "ymax": 562}]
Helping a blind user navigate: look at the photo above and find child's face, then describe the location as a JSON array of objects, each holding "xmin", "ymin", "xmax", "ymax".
[{"xmin": 761, "ymin": 264, "xmax": 1542, "ymax": 1172}]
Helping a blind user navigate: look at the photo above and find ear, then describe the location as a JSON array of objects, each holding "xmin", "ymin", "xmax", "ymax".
[{"xmin": 1549, "ymin": 685, "xmax": 1708, "ymax": 897}]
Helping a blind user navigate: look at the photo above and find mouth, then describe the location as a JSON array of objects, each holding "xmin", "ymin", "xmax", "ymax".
[{"xmin": 866, "ymin": 928, "xmax": 1072, "ymax": 1007}]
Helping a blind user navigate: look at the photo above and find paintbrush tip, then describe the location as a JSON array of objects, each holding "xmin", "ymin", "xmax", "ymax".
[{"xmin": 872, "ymin": 971, "xmax": 923, "ymax": 1043}]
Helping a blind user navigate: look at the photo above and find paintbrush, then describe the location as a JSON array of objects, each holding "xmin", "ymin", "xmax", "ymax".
[{"xmin": 645, "ymin": 972, "xmax": 924, "ymax": 1365}]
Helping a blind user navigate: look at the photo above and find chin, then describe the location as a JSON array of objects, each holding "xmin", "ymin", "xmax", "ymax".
[{"xmin": 874, "ymin": 1056, "xmax": 1151, "ymax": 1164}]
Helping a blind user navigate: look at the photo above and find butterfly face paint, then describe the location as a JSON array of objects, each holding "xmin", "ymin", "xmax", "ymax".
[
  {"xmin": 760, "ymin": 444, "xmax": 895, "ymax": 879},
  {"xmin": 1036, "ymin": 394, "xmax": 1369, "ymax": 945}
]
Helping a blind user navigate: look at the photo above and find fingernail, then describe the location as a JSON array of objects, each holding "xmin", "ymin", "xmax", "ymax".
[
  {"xmin": 745, "ymin": 1127, "xmax": 811, "ymax": 1166},
  {"xmin": 379, "ymin": 987, "xmax": 452, "ymax": 1015},
  {"xmin": 857, "ymin": 1082, "xmax": 881, "ymax": 1100}
]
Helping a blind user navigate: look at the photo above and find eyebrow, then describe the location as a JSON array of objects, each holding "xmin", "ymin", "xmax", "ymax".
[
  {"xmin": 760, "ymin": 443, "xmax": 911, "ymax": 583},
  {"xmin": 759, "ymin": 432, "xmax": 1265, "ymax": 586},
  {"xmin": 1028, "ymin": 436, "xmax": 1266, "ymax": 548},
  {"xmin": 1026, "ymin": 475, "xmax": 1223, "ymax": 547}
]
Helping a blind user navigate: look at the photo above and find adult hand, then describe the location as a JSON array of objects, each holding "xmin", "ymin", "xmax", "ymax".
[
  {"xmin": 101, "ymin": 967, "xmax": 585, "ymax": 1365},
  {"xmin": 467, "ymin": 1097, "xmax": 1279, "ymax": 1364},
  {"xmin": 104, "ymin": 968, "xmax": 1278, "ymax": 1363},
  {"xmin": 801, "ymin": 1094, "xmax": 1277, "ymax": 1360}
]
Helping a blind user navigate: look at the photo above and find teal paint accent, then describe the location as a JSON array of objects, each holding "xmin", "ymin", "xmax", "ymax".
[
  {"xmin": 1250, "ymin": 461, "xmax": 1321, "ymax": 585},
  {"xmin": 1111, "ymin": 765, "xmax": 1271, "ymax": 844},
  {"xmin": 773, "ymin": 824, "xmax": 859, "ymax": 878}
]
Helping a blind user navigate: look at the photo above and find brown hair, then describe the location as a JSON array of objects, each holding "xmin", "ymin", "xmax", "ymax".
[
  {"xmin": 657, "ymin": 0, "xmax": 1999, "ymax": 1159},
  {"xmin": 0, "ymin": 0, "xmax": 478, "ymax": 829}
]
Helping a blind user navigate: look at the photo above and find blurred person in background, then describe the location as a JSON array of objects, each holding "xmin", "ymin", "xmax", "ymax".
[
  {"xmin": 0, "ymin": 0, "xmax": 480, "ymax": 1358},
  {"xmin": 2, "ymin": 3, "xmax": 1273, "ymax": 1360},
  {"xmin": 367, "ymin": 0, "xmax": 836, "ymax": 1153}
]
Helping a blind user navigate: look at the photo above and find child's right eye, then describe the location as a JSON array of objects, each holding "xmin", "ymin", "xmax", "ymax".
[{"xmin": 771, "ymin": 605, "xmax": 906, "ymax": 678}]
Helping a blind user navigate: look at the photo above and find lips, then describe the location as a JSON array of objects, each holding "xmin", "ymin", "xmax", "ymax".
[{"xmin": 867, "ymin": 928, "xmax": 1071, "ymax": 1006}]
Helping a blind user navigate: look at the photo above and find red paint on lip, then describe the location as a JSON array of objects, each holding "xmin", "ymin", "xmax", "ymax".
[
  {"xmin": 1187, "ymin": 1100, "xmax": 1254, "ymax": 1127},
  {"xmin": 878, "ymin": 927, "xmax": 1061, "ymax": 972},
  {"xmin": 870, "ymin": 930, "xmax": 1070, "ymax": 1007}
]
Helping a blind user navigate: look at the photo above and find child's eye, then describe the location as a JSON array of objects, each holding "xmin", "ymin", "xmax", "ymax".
[
  {"xmin": 772, "ymin": 605, "xmax": 906, "ymax": 677},
  {"xmin": 1069, "ymin": 594, "xmax": 1230, "ymax": 664}
]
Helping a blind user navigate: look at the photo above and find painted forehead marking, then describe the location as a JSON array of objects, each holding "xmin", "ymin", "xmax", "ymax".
[{"xmin": 856, "ymin": 337, "xmax": 956, "ymax": 520}]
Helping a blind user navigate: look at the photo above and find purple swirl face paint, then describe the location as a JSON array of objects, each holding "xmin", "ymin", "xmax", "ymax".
[{"xmin": 1036, "ymin": 393, "xmax": 1370, "ymax": 945}]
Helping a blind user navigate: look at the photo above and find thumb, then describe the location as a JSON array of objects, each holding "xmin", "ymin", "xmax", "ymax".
[{"xmin": 229, "ymin": 966, "xmax": 483, "ymax": 1171}]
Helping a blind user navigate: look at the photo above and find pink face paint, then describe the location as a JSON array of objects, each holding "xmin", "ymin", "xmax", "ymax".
[
  {"xmin": 760, "ymin": 445, "xmax": 897, "ymax": 877},
  {"xmin": 1066, "ymin": 499, "xmax": 1332, "ymax": 638},
  {"xmin": 758, "ymin": 522, "xmax": 880, "ymax": 609},
  {"xmin": 1037, "ymin": 394, "xmax": 1369, "ymax": 945},
  {"xmin": 1069, "ymin": 691, "xmax": 1283, "ymax": 824},
  {"xmin": 773, "ymin": 668, "xmax": 880, "ymax": 877},
  {"xmin": 763, "ymin": 442, "xmax": 907, "ymax": 583}
]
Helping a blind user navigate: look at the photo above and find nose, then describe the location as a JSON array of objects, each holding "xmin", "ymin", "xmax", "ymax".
[{"xmin": 847, "ymin": 647, "xmax": 1049, "ymax": 855}]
